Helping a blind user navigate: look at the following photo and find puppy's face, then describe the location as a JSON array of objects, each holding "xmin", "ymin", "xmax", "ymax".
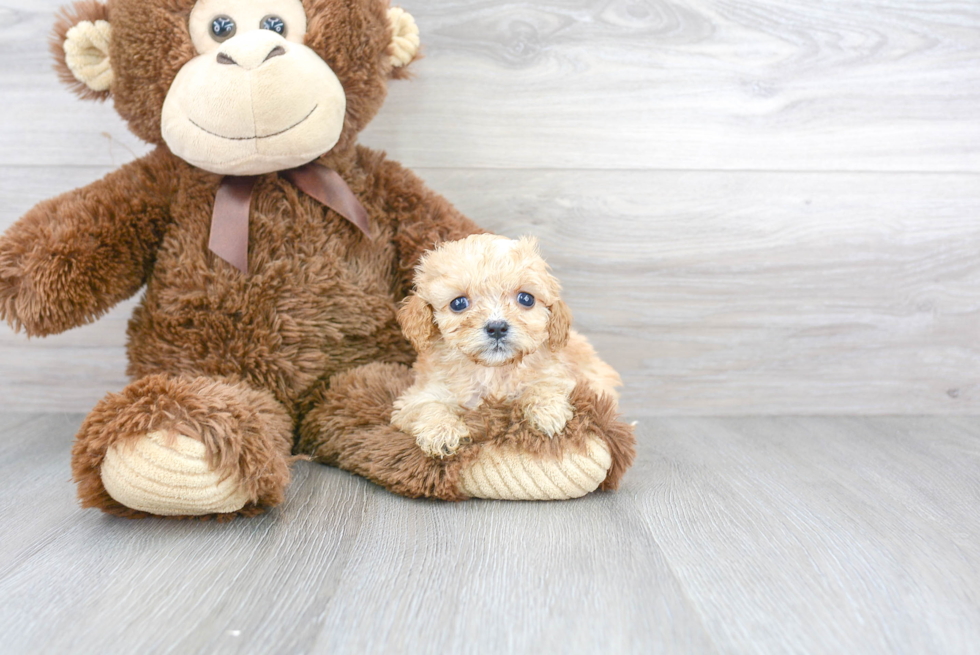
[{"xmin": 400, "ymin": 235, "xmax": 572, "ymax": 366}]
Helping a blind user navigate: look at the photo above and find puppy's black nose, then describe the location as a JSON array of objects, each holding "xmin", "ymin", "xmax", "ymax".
[{"xmin": 485, "ymin": 320, "xmax": 509, "ymax": 341}]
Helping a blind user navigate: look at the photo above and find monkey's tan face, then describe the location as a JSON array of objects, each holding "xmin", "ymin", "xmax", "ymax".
[{"xmin": 161, "ymin": 0, "xmax": 347, "ymax": 175}]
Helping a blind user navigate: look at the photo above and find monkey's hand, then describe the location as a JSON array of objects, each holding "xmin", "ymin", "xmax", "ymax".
[{"xmin": 0, "ymin": 152, "xmax": 173, "ymax": 337}]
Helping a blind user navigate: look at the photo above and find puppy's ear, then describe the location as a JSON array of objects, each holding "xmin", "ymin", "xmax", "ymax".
[
  {"xmin": 398, "ymin": 293, "xmax": 437, "ymax": 353},
  {"xmin": 548, "ymin": 300, "xmax": 572, "ymax": 351}
]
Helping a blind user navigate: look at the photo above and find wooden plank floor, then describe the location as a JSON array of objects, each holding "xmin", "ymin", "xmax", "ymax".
[{"xmin": 1, "ymin": 414, "xmax": 978, "ymax": 654}]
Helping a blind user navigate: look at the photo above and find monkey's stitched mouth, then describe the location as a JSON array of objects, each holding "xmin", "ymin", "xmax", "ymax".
[{"xmin": 188, "ymin": 105, "xmax": 318, "ymax": 141}]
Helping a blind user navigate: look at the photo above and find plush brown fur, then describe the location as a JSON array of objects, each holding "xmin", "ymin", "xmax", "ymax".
[
  {"xmin": 51, "ymin": 0, "xmax": 111, "ymax": 102},
  {"xmin": 461, "ymin": 384, "xmax": 636, "ymax": 492},
  {"xmin": 0, "ymin": 148, "xmax": 176, "ymax": 336},
  {"xmin": 297, "ymin": 362, "xmax": 479, "ymax": 500},
  {"xmin": 0, "ymin": 0, "xmax": 635, "ymax": 518},
  {"xmin": 73, "ymin": 374, "xmax": 295, "ymax": 519},
  {"xmin": 296, "ymin": 363, "xmax": 636, "ymax": 497}
]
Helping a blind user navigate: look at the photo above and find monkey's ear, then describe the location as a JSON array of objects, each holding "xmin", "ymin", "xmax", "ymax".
[
  {"xmin": 52, "ymin": 2, "xmax": 113, "ymax": 101},
  {"xmin": 548, "ymin": 300, "xmax": 573, "ymax": 352},
  {"xmin": 386, "ymin": 7, "xmax": 421, "ymax": 78},
  {"xmin": 398, "ymin": 293, "xmax": 438, "ymax": 353}
]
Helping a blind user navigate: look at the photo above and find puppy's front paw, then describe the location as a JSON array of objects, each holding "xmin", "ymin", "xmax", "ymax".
[
  {"xmin": 525, "ymin": 398, "xmax": 574, "ymax": 437},
  {"xmin": 414, "ymin": 419, "xmax": 471, "ymax": 459}
]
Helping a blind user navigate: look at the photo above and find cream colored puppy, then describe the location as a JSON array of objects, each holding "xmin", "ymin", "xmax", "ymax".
[{"xmin": 392, "ymin": 234, "xmax": 622, "ymax": 458}]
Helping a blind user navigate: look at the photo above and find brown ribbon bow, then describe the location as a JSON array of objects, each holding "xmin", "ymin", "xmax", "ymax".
[{"xmin": 209, "ymin": 162, "xmax": 373, "ymax": 273}]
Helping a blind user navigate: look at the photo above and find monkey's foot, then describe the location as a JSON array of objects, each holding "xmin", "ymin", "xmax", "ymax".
[
  {"xmin": 73, "ymin": 374, "xmax": 294, "ymax": 519},
  {"xmin": 460, "ymin": 435, "xmax": 612, "ymax": 501},
  {"xmin": 101, "ymin": 431, "xmax": 250, "ymax": 516}
]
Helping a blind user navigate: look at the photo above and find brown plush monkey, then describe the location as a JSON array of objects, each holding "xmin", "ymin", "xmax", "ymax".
[{"xmin": 0, "ymin": 0, "xmax": 635, "ymax": 519}]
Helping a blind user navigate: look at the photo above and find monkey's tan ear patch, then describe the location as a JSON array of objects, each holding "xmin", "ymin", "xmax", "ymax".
[
  {"xmin": 387, "ymin": 7, "xmax": 420, "ymax": 69},
  {"xmin": 64, "ymin": 19, "xmax": 113, "ymax": 92}
]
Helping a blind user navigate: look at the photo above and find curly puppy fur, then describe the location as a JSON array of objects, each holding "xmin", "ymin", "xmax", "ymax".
[{"xmin": 391, "ymin": 234, "xmax": 623, "ymax": 458}]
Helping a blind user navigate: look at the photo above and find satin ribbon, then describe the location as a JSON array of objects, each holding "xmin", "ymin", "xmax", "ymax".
[{"xmin": 209, "ymin": 162, "xmax": 373, "ymax": 273}]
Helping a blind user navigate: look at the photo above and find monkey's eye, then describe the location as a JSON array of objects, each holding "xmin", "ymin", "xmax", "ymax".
[
  {"xmin": 517, "ymin": 292, "xmax": 536, "ymax": 308},
  {"xmin": 450, "ymin": 297, "xmax": 470, "ymax": 313},
  {"xmin": 261, "ymin": 15, "xmax": 287, "ymax": 36},
  {"xmin": 210, "ymin": 16, "xmax": 236, "ymax": 42}
]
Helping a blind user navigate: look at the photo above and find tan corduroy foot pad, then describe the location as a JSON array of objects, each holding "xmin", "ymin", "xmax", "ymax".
[
  {"xmin": 460, "ymin": 435, "xmax": 613, "ymax": 500},
  {"xmin": 101, "ymin": 431, "xmax": 250, "ymax": 516}
]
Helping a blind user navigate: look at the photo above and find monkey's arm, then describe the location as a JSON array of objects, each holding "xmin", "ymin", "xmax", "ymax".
[{"xmin": 0, "ymin": 148, "xmax": 176, "ymax": 337}]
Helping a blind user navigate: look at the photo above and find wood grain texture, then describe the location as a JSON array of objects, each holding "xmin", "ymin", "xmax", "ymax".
[
  {"xmin": 364, "ymin": 0, "xmax": 980, "ymax": 172},
  {"xmin": 2, "ymin": 1, "xmax": 980, "ymax": 170},
  {"xmin": 3, "ymin": 168, "xmax": 979, "ymax": 414},
  {"xmin": 1, "ymin": 414, "xmax": 979, "ymax": 654},
  {"xmin": 1, "ymin": 0, "xmax": 979, "ymax": 414},
  {"xmin": 432, "ymin": 169, "xmax": 980, "ymax": 414}
]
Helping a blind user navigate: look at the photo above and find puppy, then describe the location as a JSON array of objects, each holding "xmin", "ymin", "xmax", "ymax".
[{"xmin": 391, "ymin": 234, "xmax": 622, "ymax": 458}]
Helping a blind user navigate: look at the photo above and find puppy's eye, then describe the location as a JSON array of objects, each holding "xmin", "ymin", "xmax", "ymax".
[
  {"xmin": 260, "ymin": 15, "xmax": 287, "ymax": 36},
  {"xmin": 517, "ymin": 292, "xmax": 535, "ymax": 308},
  {"xmin": 450, "ymin": 297, "xmax": 470, "ymax": 313},
  {"xmin": 210, "ymin": 16, "xmax": 237, "ymax": 42}
]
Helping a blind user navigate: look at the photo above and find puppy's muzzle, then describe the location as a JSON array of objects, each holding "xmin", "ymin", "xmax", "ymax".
[{"xmin": 485, "ymin": 320, "xmax": 510, "ymax": 342}]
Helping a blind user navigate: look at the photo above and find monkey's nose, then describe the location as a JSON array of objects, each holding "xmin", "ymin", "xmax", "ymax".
[
  {"xmin": 485, "ymin": 320, "xmax": 510, "ymax": 341},
  {"xmin": 216, "ymin": 31, "xmax": 288, "ymax": 70}
]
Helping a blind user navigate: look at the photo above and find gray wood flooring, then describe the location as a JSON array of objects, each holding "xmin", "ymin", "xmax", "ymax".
[
  {"xmin": 2, "ymin": 0, "xmax": 979, "ymax": 415},
  {"xmin": 1, "ymin": 413, "xmax": 978, "ymax": 654}
]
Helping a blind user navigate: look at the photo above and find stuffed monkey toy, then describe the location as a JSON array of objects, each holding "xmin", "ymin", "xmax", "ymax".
[{"xmin": 0, "ymin": 0, "xmax": 635, "ymax": 519}]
